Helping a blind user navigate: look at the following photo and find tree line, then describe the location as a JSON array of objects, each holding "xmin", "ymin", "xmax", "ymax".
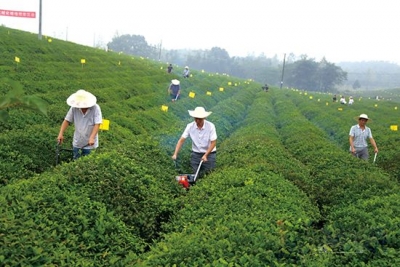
[{"xmin": 107, "ymin": 34, "xmax": 400, "ymax": 92}]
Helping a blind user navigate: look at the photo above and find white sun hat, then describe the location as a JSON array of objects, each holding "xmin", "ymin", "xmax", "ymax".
[
  {"xmin": 358, "ymin": 114, "xmax": 369, "ymax": 120},
  {"xmin": 171, "ymin": 79, "xmax": 180, "ymax": 85},
  {"xmin": 188, "ymin": 107, "xmax": 212, "ymax": 118},
  {"xmin": 66, "ymin": 89, "xmax": 97, "ymax": 108}
]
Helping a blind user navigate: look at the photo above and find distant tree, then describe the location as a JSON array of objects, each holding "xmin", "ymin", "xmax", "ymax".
[
  {"xmin": 353, "ymin": 79, "xmax": 361, "ymax": 89},
  {"xmin": 185, "ymin": 47, "xmax": 232, "ymax": 74},
  {"xmin": 163, "ymin": 49, "xmax": 187, "ymax": 66},
  {"xmin": 207, "ymin": 47, "xmax": 231, "ymax": 73},
  {"xmin": 286, "ymin": 56, "xmax": 319, "ymax": 90},
  {"xmin": 240, "ymin": 54, "xmax": 274, "ymax": 81},
  {"xmin": 338, "ymin": 61, "xmax": 400, "ymax": 89},
  {"xmin": 107, "ymin": 34, "xmax": 157, "ymax": 59},
  {"xmin": 285, "ymin": 57, "xmax": 347, "ymax": 92},
  {"xmin": 318, "ymin": 58, "xmax": 347, "ymax": 92},
  {"xmin": 186, "ymin": 50, "xmax": 206, "ymax": 71},
  {"xmin": 230, "ymin": 57, "xmax": 247, "ymax": 78},
  {"xmin": 286, "ymin": 53, "xmax": 297, "ymax": 64}
]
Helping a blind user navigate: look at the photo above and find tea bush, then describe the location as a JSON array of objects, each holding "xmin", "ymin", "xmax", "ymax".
[
  {"xmin": 0, "ymin": 174, "xmax": 143, "ymax": 266},
  {"xmin": 3, "ymin": 26, "xmax": 400, "ymax": 266}
]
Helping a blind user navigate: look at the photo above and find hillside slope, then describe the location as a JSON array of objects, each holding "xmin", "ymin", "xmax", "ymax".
[{"xmin": 1, "ymin": 26, "xmax": 400, "ymax": 266}]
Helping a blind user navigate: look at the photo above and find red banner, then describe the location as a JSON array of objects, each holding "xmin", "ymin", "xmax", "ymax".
[{"xmin": 0, "ymin": 9, "xmax": 36, "ymax": 18}]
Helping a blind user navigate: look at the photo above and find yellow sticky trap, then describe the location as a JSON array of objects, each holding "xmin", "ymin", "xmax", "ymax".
[
  {"xmin": 206, "ymin": 91, "xmax": 212, "ymax": 96},
  {"xmin": 189, "ymin": 92, "xmax": 195, "ymax": 98},
  {"xmin": 228, "ymin": 82, "xmax": 232, "ymax": 85},
  {"xmin": 15, "ymin": 57, "xmax": 20, "ymax": 63},
  {"xmin": 338, "ymin": 107, "xmax": 343, "ymax": 111},
  {"xmin": 48, "ymin": 38, "xmax": 52, "ymax": 43},
  {"xmin": 309, "ymin": 96, "xmax": 313, "ymax": 99},
  {"xmin": 219, "ymin": 87, "xmax": 224, "ymax": 92},
  {"xmin": 161, "ymin": 105, "xmax": 168, "ymax": 112},
  {"xmin": 326, "ymin": 102, "xmax": 329, "ymax": 106},
  {"xmin": 374, "ymin": 104, "xmax": 378, "ymax": 107},
  {"xmin": 81, "ymin": 59, "xmax": 86, "ymax": 64},
  {"xmin": 390, "ymin": 125, "xmax": 398, "ymax": 131},
  {"xmin": 100, "ymin": 119, "xmax": 110, "ymax": 130},
  {"xmin": 395, "ymin": 107, "xmax": 398, "ymax": 110}
]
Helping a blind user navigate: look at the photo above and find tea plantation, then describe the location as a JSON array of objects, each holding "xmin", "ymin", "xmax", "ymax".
[{"xmin": 1, "ymin": 26, "xmax": 400, "ymax": 266}]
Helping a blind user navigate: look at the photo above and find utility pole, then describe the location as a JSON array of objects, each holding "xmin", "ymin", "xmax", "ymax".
[
  {"xmin": 280, "ymin": 53, "xmax": 286, "ymax": 89},
  {"xmin": 38, "ymin": 0, "xmax": 42, "ymax": 40}
]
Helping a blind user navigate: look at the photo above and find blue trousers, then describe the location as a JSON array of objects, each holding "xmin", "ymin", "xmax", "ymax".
[{"xmin": 73, "ymin": 147, "xmax": 92, "ymax": 160}]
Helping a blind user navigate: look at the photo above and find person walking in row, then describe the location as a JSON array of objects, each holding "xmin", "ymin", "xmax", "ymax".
[
  {"xmin": 349, "ymin": 113, "xmax": 378, "ymax": 161},
  {"xmin": 57, "ymin": 89, "xmax": 103, "ymax": 160},
  {"xmin": 183, "ymin": 66, "xmax": 190, "ymax": 78},
  {"xmin": 167, "ymin": 63, "xmax": 173, "ymax": 74},
  {"xmin": 172, "ymin": 107, "xmax": 217, "ymax": 178},
  {"xmin": 168, "ymin": 79, "xmax": 181, "ymax": 101}
]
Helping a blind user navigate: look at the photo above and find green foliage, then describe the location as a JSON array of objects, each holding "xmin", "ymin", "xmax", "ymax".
[
  {"xmin": 139, "ymin": 168, "xmax": 325, "ymax": 266},
  {"xmin": 56, "ymin": 141, "xmax": 183, "ymax": 243},
  {"xmin": 353, "ymin": 79, "xmax": 361, "ymax": 89},
  {"xmin": 0, "ymin": 78, "xmax": 47, "ymax": 122},
  {"xmin": 285, "ymin": 57, "xmax": 347, "ymax": 92},
  {"xmin": 324, "ymin": 194, "xmax": 400, "ymax": 264},
  {"xmin": 0, "ymin": 174, "xmax": 142, "ymax": 266},
  {"xmin": 108, "ymin": 34, "xmax": 157, "ymax": 59},
  {"xmin": 3, "ymin": 26, "xmax": 400, "ymax": 266}
]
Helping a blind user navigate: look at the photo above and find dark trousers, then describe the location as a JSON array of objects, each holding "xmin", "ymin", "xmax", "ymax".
[
  {"xmin": 351, "ymin": 147, "xmax": 369, "ymax": 160},
  {"xmin": 170, "ymin": 93, "xmax": 179, "ymax": 101},
  {"xmin": 191, "ymin": 151, "xmax": 216, "ymax": 178}
]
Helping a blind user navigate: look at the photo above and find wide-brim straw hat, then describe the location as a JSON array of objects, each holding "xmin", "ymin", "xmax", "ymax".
[
  {"xmin": 188, "ymin": 107, "xmax": 212, "ymax": 118},
  {"xmin": 171, "ymin": 79, "xmax": 180, "ymax": 85},
  {"xmin": 67, "ymin": 89, "xmax": 97, "ymax": 108},
  {"xmin": 354, "ymin": 113, "xmax": 371, "ymax": 121}
]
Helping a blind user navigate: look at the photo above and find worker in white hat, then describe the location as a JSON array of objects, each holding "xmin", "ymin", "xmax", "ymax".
[
  {"xmin": 172, "ymin": 107, "xmax": 217, "ymax": 177},
  {"xmin": 183, "ymin": 66, "xmax": 190, "ymax": 78},
  {"xmin": 168, "ymin": 79, "xmax": 181, "ymax": 101},
  {"xmin": 349, "ymin": 113, "xmax": 378, "ymax": 160},
  {"xmin": 57, "ymin": 89, "xmax": 103, "ymax": 159}
]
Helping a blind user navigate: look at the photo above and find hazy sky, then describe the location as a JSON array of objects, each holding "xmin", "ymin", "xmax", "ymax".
[{"xmin": 1, "ymin": 0, "xmax": 399, "ymax": 64}]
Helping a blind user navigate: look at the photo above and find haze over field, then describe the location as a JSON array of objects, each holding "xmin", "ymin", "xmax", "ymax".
[{"xmin": 1, "ymin": 0, "xmax": 399, "ymax": 64}]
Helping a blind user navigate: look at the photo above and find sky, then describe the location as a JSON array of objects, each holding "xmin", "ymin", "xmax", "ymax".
[{"xmin": 1, "ymin": 0, "xmax": 400, "ymax": 64}]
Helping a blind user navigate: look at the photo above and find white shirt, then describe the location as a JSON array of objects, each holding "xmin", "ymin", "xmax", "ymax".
[{"xmin": 182, "ymin": 120, "xmax": 217, "ymax": 153}]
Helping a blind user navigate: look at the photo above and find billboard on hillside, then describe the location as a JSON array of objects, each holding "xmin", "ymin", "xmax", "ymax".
[{"xmin": 0, "ymin": 9, "xmax": 36, "ymax": 18}]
